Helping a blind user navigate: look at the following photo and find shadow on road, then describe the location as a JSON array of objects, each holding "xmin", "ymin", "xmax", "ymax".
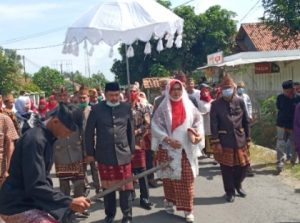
[
  {"xmin": 89, "ymin": 210, "xmax": 184, "ymax": 223},
  {"xmin": 194, "ymin": 196, "xmax": 227, "ymax": 206},
  {"xmin": 251, "ymin": 163, "xmax": 278, "ymax": 176}
]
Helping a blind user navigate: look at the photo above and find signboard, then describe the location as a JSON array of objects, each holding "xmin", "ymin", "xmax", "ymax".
[
  {"xmin": 207, "ymin": 51, "xmax": 223, "ymax": 66},
  {"xmin": 255, "ymin": 62, "xmax": 280, "ymax": 74}
]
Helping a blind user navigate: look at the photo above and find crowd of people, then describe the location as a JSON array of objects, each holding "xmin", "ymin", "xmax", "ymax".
[{"xmin": 0, "ymin": 72, "xmax": 299, "ymax": 223}]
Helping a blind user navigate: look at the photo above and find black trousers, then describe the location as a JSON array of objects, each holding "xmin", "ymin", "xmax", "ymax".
[
  {"xmin": 104, "ymin": 190, "xmax": 132, "ymax": 219},
  {"xmin": 133, "ymin": 167, "xmax": 149, "ymax": 199},
  {"xmin": 145, "ymin": 150, "xmax": 154, "ymax": 180},
  {"xmin": 220, "ymin": 164, "xmax": 248, "ymax": 196}
]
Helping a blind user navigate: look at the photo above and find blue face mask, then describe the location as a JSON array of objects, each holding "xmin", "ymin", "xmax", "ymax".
[
  {"xmin": 237, "ymin": 88, "xmax": 245, "ymax": 95},
  {"xmin": 222, "ymin": 88, "xmax": 234, "ymax": 98},
  {"xmin": 106, "ymin": 101, "xmax": 120, "ymax": 107}
]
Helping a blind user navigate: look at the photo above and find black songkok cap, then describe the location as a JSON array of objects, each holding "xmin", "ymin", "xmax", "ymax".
[
  {"xmin": 105, "ymin": 82, "xmax": 120, "ymax": 92},
  {"xmin": 49, "ymin": 102, "xmax": 82, "ymax": 131},
  {"xmin": 282, "ymin": 80, "xmax": 293, "ymax": 89}
]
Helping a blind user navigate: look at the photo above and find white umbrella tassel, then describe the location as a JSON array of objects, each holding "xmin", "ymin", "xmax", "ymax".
[
  {"xmin": 175, "ymin": 34, "xmax": 183, "ymax": 48},
  {"xmin": 144, "ymin": 42, "xmax": 151, "ymax": 55},
  {"xmin": 62, "ymin": 44, "xmax": 68, "ymax": 54},
  {"xmin": 166, "ymin": 35, "xmax": 174, "ymax": 48},
  {"xmin": 109, "ymin": 46, "xmax": 114, "ymax": 58},
  {"xmin": 157, "ymin": 39, "xmax": 164, "ymax": 52},
  {"xmin": 72, "ymin": 42, "xmax": 79, "ymax": 56},
  {"xmin": 88, "ymin": 45, "xmax": 94, "ymax": 57},
  {"xmin": 126, "ymin": 45, "xmax": 134, "ymax": 58}
]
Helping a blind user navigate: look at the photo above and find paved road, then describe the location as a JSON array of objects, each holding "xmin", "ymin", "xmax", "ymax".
[{"xmin": 53, "ymin": 158, "xmax": 300, "ymax": 223}]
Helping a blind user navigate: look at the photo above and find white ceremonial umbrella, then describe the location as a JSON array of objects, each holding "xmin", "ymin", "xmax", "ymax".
[{"xmin": 62, "ymin": 0, "xmax": 184, "ymax": 87}]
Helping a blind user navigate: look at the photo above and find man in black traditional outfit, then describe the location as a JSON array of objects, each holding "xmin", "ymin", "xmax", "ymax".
[
  {"xmin": 210, "ymin": 75, "xmax": 251, "ymax": 203},
  {"xmin": 0, "ymin": 103, "xmax": 90, "ymax": 223},
  {"xmin": 85, "ymin": 82, "xmax": 135, "ymax": 223}
]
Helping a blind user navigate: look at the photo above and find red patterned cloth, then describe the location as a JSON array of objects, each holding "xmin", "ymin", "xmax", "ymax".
[
  {"xmin": 98, "ymin": 163, "xmax": 133, "ymax": 191},
  {"xmin": 161, "ymin": 150, "xmax": 194, "ymax": 212},
  {"xmin": 0, "ymin": 209, "xmax": 58, "ymax": 223},
  {"xmin": 169, "ymin": 80, "xmax": 186, "ymax": 132},
  {"xmin": 131, "ymin": 148, "xmax": 146, "ymax": 168},
  {"xmin": 212, "ymin": 145, "xmax": 250, "ymax": 167}
]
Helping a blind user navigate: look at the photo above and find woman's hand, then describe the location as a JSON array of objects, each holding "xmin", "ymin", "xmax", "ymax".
[{"xmin": 164, "ymin": 137, "xmax": 182, "ymax": 149}]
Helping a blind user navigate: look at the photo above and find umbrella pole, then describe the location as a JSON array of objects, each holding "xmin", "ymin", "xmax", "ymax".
[
  {"xmin": 125, "ymin": 46, "xmax": 130, "ymax": 85},
  {"xmin": 125, "ymin": 44, "xmax": 131, "ymax": 102}
]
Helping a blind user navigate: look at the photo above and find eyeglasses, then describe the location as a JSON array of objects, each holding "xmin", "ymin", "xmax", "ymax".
[
  {"xmin": 130, "ymin": 90, "xmax": 137, "ymax": 93},
  {"xmin": 171, "ymin": 87, "xmax": 182, "ymax": 91}
]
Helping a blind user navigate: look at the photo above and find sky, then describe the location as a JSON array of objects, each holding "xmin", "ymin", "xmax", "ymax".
[{"xmin": 0, "ymin": 0, "xmax": 264, "ymax": 81}]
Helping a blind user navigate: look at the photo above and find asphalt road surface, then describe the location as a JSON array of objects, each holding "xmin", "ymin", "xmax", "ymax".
[{"xmin": 53, "ymin": 158, "xmax": 300, "ymax": 223}]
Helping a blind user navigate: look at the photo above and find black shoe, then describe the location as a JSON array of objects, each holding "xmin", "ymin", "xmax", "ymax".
[
  {"xmin": 140, "ymin": 198, "xmax": 153, "ymax": 210},
  {"xmin": 225, "ymin": 194, "xmax": 235, "ymax": 202},
  {"xmin": 105, "ymin": 216, "xmax": 115, "ymax": 223},
  {"xmin": 236, "ymin": 188, "xmax": 247, "ymax": 197},
  {"xmin": 247, "ymin": 167, "xmax": 255, "ymax": 177},
  {"xmin": 121, "ymin": 217, "xmax": 132, "ymax": 223}
]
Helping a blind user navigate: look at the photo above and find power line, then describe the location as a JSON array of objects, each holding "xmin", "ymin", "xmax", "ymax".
[
  {"xmin": 6, "ymin": 43, "xmax": 64, "ymax": 51},
  {"xmin": 0, "ymin": 26, "xmax": 66, "ymax": 45},
  {"xmin": 239, "ymin": 0, "xmax": 261, "ymax": 23}
]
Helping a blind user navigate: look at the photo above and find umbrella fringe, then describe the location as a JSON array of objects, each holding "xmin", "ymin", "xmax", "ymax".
[
  {"xmin": 126, "ymin": 45, "xmax": 134, "ymax": 57},
  {"xmin": 157, "ymin": 39, "xmax": 164, "ymax": 52},
  {"xmin": 144, "ymin": 41, "xmax": 151, "ymax": 55}
]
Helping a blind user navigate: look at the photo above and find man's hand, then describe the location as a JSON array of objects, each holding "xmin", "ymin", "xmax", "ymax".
[
  {"xmin": 3, "ymin": 171, "xmax": 9, "ymax": 178},
  {"xmin": 70, "ymin": 197, "xmax": 91, "ymax": 213},
  {"xmin": 84, "ymin": 156, "xmax": 95, "ymax": 164}
]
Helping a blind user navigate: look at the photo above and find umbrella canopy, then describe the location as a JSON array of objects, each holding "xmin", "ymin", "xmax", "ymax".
[{"xmin": 62, "ymin": 0, "xmax": 184, "ymax": 57}]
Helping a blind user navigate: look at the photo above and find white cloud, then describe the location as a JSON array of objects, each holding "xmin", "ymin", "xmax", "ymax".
[{"xmin": 0, "ymin": 3, "xmax": 61, "ymax": 21}]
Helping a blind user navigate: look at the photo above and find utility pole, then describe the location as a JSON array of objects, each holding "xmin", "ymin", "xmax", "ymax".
[
  {"xmin": 22, "ymin": 55, "xmax": 26, "ymax": 82},
  {"xmin": 60, "ymin": 63, "xmax": 63, "ymax": 75}
]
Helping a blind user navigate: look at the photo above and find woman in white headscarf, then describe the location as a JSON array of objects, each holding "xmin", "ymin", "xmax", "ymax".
[
  {"xmin": 15, "ymin": 96, "xmax": 39, "ymax": 135},
  {"xmin": 151, "ymin": 79, "xmax": 204, "ymax": 223}
]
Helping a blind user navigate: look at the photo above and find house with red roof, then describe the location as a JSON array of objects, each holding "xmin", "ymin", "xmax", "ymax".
[{"xmin": 199, "ymin": 22, "xmax": 300, "ymax": 103}]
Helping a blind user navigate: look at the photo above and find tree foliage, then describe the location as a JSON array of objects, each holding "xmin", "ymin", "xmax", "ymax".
[
  {"xmin": 32, "ymin": 67, "xmax": 64, "ymax": 96},
  {"xmin": 0, "ymin": 48, "xmax": 23, "ymax": 94},
  {"xmin": 111, "ymin": 4, "xmax": 237, "ymax": 85},
  {"xmin": 63, "ymin": 71, "xmax": 108, "ymax": 93},
  {"xmin": 261, "ymin": 0, "xmax": 300, "ymax": 38}
]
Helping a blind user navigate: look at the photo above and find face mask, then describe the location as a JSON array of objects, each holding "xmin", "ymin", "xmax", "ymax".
[
  {"xmin": 106, "ymin": 101, "xmax": 120, "ymax": 107},
  {"xmin": 79, "ymin": 102, "xmax": 88, "ymax": 108},
  {"xmin": 237, "ymin": 88, "xmax": 245, "ymax": 95},
  {"xmin": 222, "ymin": 88, "xmax": 234, "ymax": 98},
  {"xmin": 89, "ymin": 102, "xmax": 97, "ymax": 106},
  {"xmin": 161, "ymin": 90, "xmax": 166, "ymax": 96},
  {"xmin": 130, "ymin": 92, "xmax": 138, "ymax": 101}
]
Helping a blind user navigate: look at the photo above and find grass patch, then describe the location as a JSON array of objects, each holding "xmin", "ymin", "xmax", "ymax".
[{"xmin": 250, "ymin": 144, "xmax": 300, "ymax": 181}]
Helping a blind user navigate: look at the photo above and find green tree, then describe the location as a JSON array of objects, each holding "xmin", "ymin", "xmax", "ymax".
[
  {"xmin": 33, "ymin": 67, "xmax": 64, "ymax": 96},
  {"xmin": 156, "ymin": 0, "xmax": 171, "ymax": 8},
  {"xmin": 149, "ymin": 63, "xmax": 171, "ymax": 77},
  {"xmin": 0, "ymin": 48, "xmax": 23, "ymax": 94},
  {"xmin": 111, "ymin": 5, "xmax": 237, "ymax": 85},
  {"xmin": 261, "ymin": 0, "xmax": 300, "ymax": 38}
]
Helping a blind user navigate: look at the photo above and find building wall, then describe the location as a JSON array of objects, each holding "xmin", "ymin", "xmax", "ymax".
[{"xmin": 228, "ymin": 60, "xmax": 300, "ymax": 116}]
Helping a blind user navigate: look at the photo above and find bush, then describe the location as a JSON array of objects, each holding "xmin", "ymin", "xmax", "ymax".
[{"xmin": 252, "ymin": 96, "xmax": 277, "ymax": 148}]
